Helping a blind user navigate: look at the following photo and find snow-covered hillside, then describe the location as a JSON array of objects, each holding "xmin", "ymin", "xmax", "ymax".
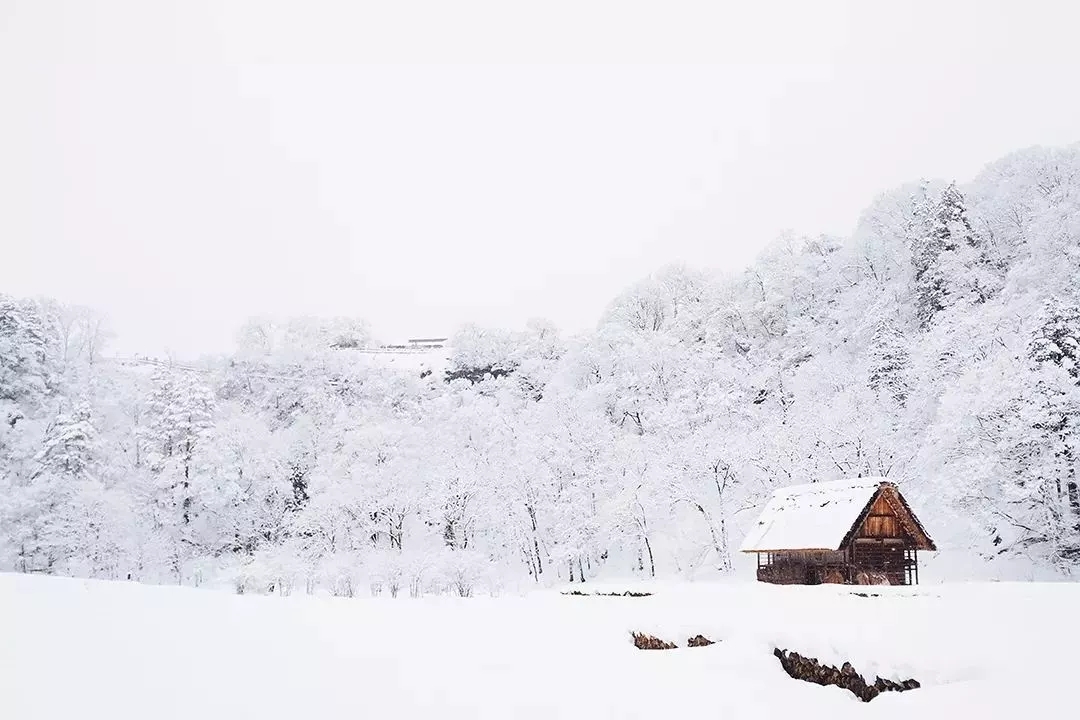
[
  {"xmin": 1, "ymin": 574, "xmax": 1074, "ymax": 719},
  {"xmin": 3, "ymin": 144, "xmax": 1080, "ymax": 589}
]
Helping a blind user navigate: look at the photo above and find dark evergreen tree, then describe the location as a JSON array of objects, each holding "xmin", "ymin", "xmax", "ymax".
[
  {"xmin": 1030, "ymin": 299, "xmax": 1080, "ymax": 381},
  {"xmin": 907, "ymin": 182, "xmax": 948, "ymax": 327},
  {"xmin": 0, "ymin": 295, "xmax": 59, "ymax": 422},
  {"xmin": 909, "ymin": 182, "xmax": 992, "ymax": 326},
  {"xmin": 868, "ymin": 320, "xmax": 911, "ymax": 405},
  {"xmin": 34, "ymin": 402, "xmax": 97, "ymax": 479},
  {"xmin": 140, "ymin": 369, "xmax": 216, "ymax": 526}
]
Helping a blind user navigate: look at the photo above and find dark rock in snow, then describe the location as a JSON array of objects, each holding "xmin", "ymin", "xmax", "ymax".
[
  {"xmin": 773, "ymin": 648, "xmax": 920, "ymax": 702},
  {"xmin": 631, "ymin": 632, "xmax": 677, "ymax": 650}
]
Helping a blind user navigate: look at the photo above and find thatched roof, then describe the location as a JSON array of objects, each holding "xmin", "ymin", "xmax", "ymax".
[{"xmin": 739, "ymin": 478, "xmax": 936, "ymax": 553}]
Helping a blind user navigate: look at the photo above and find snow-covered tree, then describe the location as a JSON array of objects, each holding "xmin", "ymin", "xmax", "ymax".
[
  {"xmin": 867, "ymin": 320, "xmax": 911, "ymax": 406},
  {"xmin": 1030, "ymin": 299, "xmax": 1080, "ymax": 380}
]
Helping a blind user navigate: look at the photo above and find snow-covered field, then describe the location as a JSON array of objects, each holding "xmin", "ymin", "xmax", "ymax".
[{"xmin": 1, "ymin": 574, "xmax": 1075, "ymax": 719}]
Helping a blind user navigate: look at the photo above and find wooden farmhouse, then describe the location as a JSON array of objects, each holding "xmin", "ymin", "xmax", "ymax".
[{"xmin": 739, "ymin": 478, "xmax": 936, "ymax": 585}]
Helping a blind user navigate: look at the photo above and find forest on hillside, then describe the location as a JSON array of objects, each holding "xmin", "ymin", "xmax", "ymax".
[{"xmin": 2, "ymin": 144, "xmax": 1079, "ymax": 594}]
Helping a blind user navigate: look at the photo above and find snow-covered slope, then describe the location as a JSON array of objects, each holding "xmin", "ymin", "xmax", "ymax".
[{"xmin": 1, "ymin": 574, "xmax": 1073, "ymax": 719}]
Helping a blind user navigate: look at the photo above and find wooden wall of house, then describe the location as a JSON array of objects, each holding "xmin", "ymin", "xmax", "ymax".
[
  {"xmin": 855, "ymin": 493, "xmax": 908, "ymax": 541},
  {"xmin": 851, "ymin": 541, "xmax": 908, "ymax": 585},
  {"xmin": 756, "ymin": 550, "xmax": 849, "ymax": 585},
  {"xmin": 778, "ymin": 549, "xmax": 848, "ymax": 565},
  {"xmin": 848, "ymin": 491, "xmax": 916, "ymax": 584},
  {"xmin": 757, "ymin": 546, "xmax": 913, "ymax": 586},
  {"xmin": 757, "ymin": 561, "xmax": 809, "ymax": 584}
]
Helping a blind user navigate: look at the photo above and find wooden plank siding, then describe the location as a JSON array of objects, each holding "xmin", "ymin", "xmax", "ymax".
[
  {"xmin": 852, "ymin": 539, "xmax": 908, "ymax": 585},
  {"xmin": 856, "ymin": 495, "xmax": 904, "ymax": 539},
  {"xmin": 845, "ymin": 486, "xmax": 935, "ymax": 550}
]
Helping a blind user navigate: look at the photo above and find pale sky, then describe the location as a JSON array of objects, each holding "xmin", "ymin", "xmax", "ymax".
[{"xmin": 1, "ymin": 0, "xmax": 1078, "ymax": 357}]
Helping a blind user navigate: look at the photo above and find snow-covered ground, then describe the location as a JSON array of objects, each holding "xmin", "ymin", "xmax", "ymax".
[{"xmin": 1, "ymin": 574, "xmax": 1074, "ymax": 719}]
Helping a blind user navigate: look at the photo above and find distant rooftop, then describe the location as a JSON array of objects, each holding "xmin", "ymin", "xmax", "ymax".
[{"xmin": 376, "ymin": 336, "xmax": 450, "ymax": 352}]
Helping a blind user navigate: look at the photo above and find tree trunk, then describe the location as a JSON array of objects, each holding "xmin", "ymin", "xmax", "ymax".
[
  {"xmin": 527, "ymin": 504, "xmax": 543, "ymax": 575},
  {"xmin": 1068, "ymin": 481, "xmax": 1080, "ymax": 530},
  {"xmin": 182, "ymin": 446, "xmax": 191, "ymax": 525},
  {"xmin": 695, "ymin": 502, "xmax": 730, "ymax": 572},
  {"xmin": 523, "ymin": 548, "xmax": 538, "ymax": 581},
  {"xmin": 391, "ymin": 511, "xmax": 405, "ymax": 551}
]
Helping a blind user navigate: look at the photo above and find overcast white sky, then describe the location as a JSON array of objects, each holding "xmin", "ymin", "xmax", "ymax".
[{"xmin": 2, "ymin": 1, "xmax": 1078, "ymax": 357}]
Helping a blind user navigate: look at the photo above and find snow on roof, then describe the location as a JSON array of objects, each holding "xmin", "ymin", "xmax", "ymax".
[{"xmin": 739, "ymin": 478, "xmax": 887, "ymax": 552}]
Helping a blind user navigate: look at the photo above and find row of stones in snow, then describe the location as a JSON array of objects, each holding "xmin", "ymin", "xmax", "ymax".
[
  {"xmin": 562, "ymin": 590, "xmax": 653, "ymax": 597},
  {"xmin": 629, "ymin": 634, "xmax": 920, "ymax": 703},
  {"xmin": 630, "ymin": 632, "xmax": 716, "ymax": 649},
  {"xmin": 773, "ymin": 648, "xmax": 920, "ymax": 702}
]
